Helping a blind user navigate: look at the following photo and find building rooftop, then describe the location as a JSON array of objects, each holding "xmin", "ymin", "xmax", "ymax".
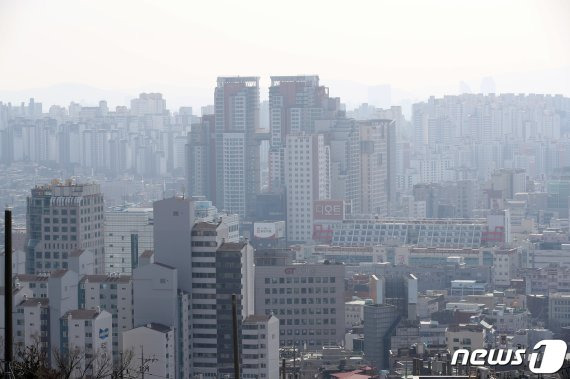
[
  {"xmin": 144, "ymin": 323, "xmax": 172, "ymax": 333},
  {"xmin": 193, "ymin": 221, "xmax": 220, "ymax": 231},
  {"xmin": 64, "ymin": 309, "xmax": 103, "ymax": 320},
  {"xmin": 217, "ymin": 242, "xmax": 247, "ymax": 252},
  {"xmin": 140, "ymin": 250, "xmax": 154, "ymax": 258},
  {"xmin": 80, "ymin": 274, "xmax": 131, "ymax": 284},
  {"xmin": 244, "ymin": 314, "xmax": 272, "ymax": 323},
  {"xmin": 154, "ymin": 262, "xmax": 176, "ymax": 270},
  {"xmin": 20, "ymin": 298, "xmax": 49, "ymax": 307},
  {"xmin": 71, "ymin": 249, "xmax": 87, "ymax": 257}
]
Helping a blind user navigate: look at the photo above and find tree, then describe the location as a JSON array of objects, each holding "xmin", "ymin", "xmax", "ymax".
[{"xmin": 0, "ymin": 337, "xmax": 59, "ymax": 379}]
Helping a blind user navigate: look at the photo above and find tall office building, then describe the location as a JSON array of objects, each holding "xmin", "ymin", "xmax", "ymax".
[
  {"xmin": 285, "ymin": 133, "xmax": 331, "ymax": 242},
  {"xmin": 268, "ymin": 75, "xmax": 341, "ymax": 191},
  {"xmin": 254, "ymin": 262, "xmax": 345, "ymax": 349},
  {"xmin": 152, "ymin": 196, "xmax": 254, "ymax": 377},
  {"xmin": 189, "ymin": 223, "xmax": 254, "ymax": 377},
  {"xmin": 364, "ymin": 273, "xmax": 418, "ymax": 370},
  {"xmin": 214, "ymin": 76, "xmax": 261, "ymax": 218},
  {"xmin": 25, "ymin": 181, "xmax": 105, "ymax": 274},
  {"xmin": 104, "ymin": 207, "xmax": 153, "ymax": 274}
]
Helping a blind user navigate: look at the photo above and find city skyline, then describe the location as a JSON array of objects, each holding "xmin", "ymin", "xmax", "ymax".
[{"xmin": 3, "ymin": 2, "xmax": 570, "ymax": 377}]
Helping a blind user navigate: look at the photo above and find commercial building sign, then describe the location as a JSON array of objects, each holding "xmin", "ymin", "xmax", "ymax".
[
  {"xmin": 253, "ymin": 221, "xmax": 285, "ymax": 239},
  {"xmin": 313, "ymin": 200, "xmax": 344, "ymax": 221}
]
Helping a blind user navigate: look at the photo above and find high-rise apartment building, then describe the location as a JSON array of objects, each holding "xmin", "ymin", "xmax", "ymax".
[
  {"xmin": 347, "ymin": 120, "xmax": 394, "ymax": 215},
  {"xmin": 104, "ymin": 207, "xmax": 153, "ymax": 274},
  {"xmin": 130, "ymin": 93, "xmax": 166, "ymax": 116},
  {"xmin": 285, "ymin": 133, "xmax": 330, "ymax": 242},
  {"xmin": 268, "ymin": 76, "xmax": 341, "ymax": 191},
  {"xmin": 25, "ymin": 181, "xmax": 105, "ymax": 274},
  {"xmin": 186, "ymin": 114, "xmax": 215, "ymax": 200},
  {"xmin": 214, "ymin": 76, "xmax": 261, "ymax": 218}
]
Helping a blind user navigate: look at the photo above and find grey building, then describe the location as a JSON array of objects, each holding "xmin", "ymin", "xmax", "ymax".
[
  {"xmin": 151, "ymin": 196, "xmax": 253, "ymax": 378},
  {"xmin": 254, "ymin": 262, "xmax": 345, "ymax": 348},
  {"xmin": 25, "ymin": 181, "xmax": 105, "ymax": 274},
  {"xmin": 363, "ymin": 304, "xmax": 400, "ymax": 370},
  {"xmin": 132, "ymin": 262, "xmax": 191, "ymax": 378}
]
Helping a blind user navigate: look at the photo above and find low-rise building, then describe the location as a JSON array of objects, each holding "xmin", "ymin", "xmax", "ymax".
[
  {"xmin": 345, "ymin": 299, "xmax": 366, "ymax": 328},
  {"xmin": 60, "ymin": 309, "xmax": 113, "ymax": 377},
  {"xmin": 122, "ymin": 323, "xmax": 175, "ymax": 379},
  {"xmin": 446, "ymin": 324, "xmax": 486, "ymax": 352},
  {"xmin": 242, "ymin": 314, "xmax": 280, "ymax": 379}
]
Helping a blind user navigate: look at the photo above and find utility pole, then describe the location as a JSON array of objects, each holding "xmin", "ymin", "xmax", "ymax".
[
  {"xmin": 231, "ymin": 294, "xmax": 240, "ymax": 379},
  {"xmin": 4, "ymin": 209, "xmax": 13, "ymax": 379},
  {"xmin": 140, "ymin": 345, "xmax": 145, "ymax": 379},
  {"xmin": 119, "ymin": 351, "xmax": 124, "ymax": 379},
  {"xmin": 282, "ymin": 358, "xmax": 286, "ymax": 379}
]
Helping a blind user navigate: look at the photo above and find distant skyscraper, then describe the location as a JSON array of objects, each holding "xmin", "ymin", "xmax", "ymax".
[
  {"xmin": 268, "ymin": 75, "xmax": 340, "ymax": 191},
  {"xmin": 186, "ymin": 114, "xmax": 215, "ymax": 200},
  {"xmin": 214, "ymin": 76, "xmax": 261, "ymax": 218},
  {"xmin": 285, "ymin": 133, "xmax": 330, "ymax": 242},
  {"xmin": 130, "ymin": 93, "xmax": 166, "ymax": 116},
  {"xmin": 25, "ymin": 181, "xmax": 105, "ymax": 274}
]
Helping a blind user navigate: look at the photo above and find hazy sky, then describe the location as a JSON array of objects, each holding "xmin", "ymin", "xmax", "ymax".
[{"xmin": 1, "ymin": 0, "xmax": 569, "ymax": 109}]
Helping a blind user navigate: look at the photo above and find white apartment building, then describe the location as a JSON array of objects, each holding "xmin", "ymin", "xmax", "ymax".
[
  {"xmin": 285, "ymin": 133, "xmax": 330, "ymax": 242},
  {"xmin": 79, "ymin": 274, "xmax": 133, "ymax": 361},
  {"xmin": 122, "ymin": 323, "xmax": 175, "ymax": 379},
  {"xmin": 14, "ymin": 269, "xmax": 78, "ymax": 365},
  {"xmin": 242, "ymin": 314, "xmax": 280, "ymax": 379},
  {"xmin": 14, "ymin": 298, "xmax": 50, "ymax": 355},
  {"xmin": 104, "ymin": 207, "xmax": 154, "ymax": 274},
  {"xmin": 60, "ymin": 309, "xmax": 113, "ymax": 378}
]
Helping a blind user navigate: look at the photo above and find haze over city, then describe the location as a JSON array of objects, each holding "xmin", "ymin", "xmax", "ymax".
[
  {"xmin": 2, "ymin": 1, "xmax": 570, "ymax": 379},
  {"xmin": 1, "ymin": 0, "xmax": 570, "ymax": 110}
]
